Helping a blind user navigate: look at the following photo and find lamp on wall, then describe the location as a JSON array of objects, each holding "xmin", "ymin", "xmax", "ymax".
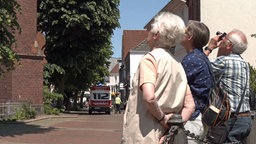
[{"xmin": 34, "ymin": 40, "xmax": 39, "ymax": 55}]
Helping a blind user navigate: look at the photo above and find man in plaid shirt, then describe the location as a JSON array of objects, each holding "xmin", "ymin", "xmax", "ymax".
[{"xmin": 205, "ymin": 29, "xmax": 252, "ymax": 143}]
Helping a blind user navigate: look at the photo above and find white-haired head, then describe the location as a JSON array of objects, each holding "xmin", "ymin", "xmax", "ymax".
[{"xmin": 150, "ymin": 12, "xmax": 185, "ymax": 48}]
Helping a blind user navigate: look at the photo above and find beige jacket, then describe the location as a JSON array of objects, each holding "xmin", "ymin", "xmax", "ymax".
[{"xmin": 121, "ymin": 48, "xmax": 188, "ymax": 144}]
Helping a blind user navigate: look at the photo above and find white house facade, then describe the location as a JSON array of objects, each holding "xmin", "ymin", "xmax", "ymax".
[{"xmin": 201, "ymin": 0, "xmax": 256, "ymax": 67}]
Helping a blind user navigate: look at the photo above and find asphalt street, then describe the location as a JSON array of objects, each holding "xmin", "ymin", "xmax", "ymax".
[
  {"xmin": 0, "ymin": 112, "xmax": 123, "ymax": 144},
  {"xmin": 1, "ymin": 112, "xmax": 256, "ymax": 144}
]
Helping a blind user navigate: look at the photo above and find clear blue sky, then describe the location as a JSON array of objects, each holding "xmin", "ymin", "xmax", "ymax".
[{"xmin": 111, "ymin": 0, "xmax": 170, "ymax": 58}]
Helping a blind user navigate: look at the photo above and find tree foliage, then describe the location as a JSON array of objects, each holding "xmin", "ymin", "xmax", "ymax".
[
  {"xmin": 43, "ymin": 63, "xmax": 65, "ymax": 86},
  {"xmin": 0, "ymin": 0, "xmax": 21, "ymax": 76},
  {"xmin": 250, "ymin": 65, "xmax": 256, "ymax": 90},
  {"xmin": 43, "ymin": 86, "xmax": 63, "ymax": 115},
  {"xmin": 38, "ymin": 0, "xmax": 120, "ymax": 93},
  {"xmin": 250, "ymin": 34, "xmax": 256, "ymax": 91}
]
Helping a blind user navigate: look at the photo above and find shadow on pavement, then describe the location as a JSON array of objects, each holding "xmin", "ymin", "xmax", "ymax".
[{"xmin": 0, "ymin": 121, "xmax": 56, "ymax": 137}]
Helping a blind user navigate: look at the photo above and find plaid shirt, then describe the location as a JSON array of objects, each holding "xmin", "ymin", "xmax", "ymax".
[{"xmin": 210, "ymin": 54, "xmax": 250, "ymax": 113}]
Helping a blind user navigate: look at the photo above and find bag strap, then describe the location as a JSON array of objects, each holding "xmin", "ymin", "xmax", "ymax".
[
  {"xmin": 234, "ymin": 56, "xmax": 249, "ymax": 114},
  {"xmin": 195, "ymin": 53, "xmax": 222, "ymax": 86},
  {"xmin": 235, "ymin": 73, "xmax": 248, "ymax": 114},
  {"xmin": 198, "ymin": 52, "xmax": 248, "ymax": 124},
  {"xmin": 194, "ymin": 53, "xmax": 224, "ymax": 107},
  {"xmin": 229, "ymin": 62, "xmax": 249, "ymax": 131}
]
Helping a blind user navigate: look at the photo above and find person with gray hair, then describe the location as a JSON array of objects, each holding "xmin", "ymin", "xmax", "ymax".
[
  {"xmin": 121, "ymin": 12, "xmax": 195, "ymax": 144},
  {"xmin": 205, "ymin": 29, "xmax": 252, "ymax": 143}
]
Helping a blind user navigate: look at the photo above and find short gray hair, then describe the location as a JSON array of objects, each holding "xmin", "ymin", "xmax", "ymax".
[
  {"xmin": 228, "ymin": 29, "xmax": 248, "ymax": 54},
  {"xmin": 150, "ymin": 12, "xmax": 185, "ymax": 48}
]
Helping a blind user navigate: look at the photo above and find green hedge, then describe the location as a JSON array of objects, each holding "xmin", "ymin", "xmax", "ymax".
[
  {"xmin": 43, "ymin": 86, "xmax": 64, "ymax": 115},
  {"xmin": 10, "ymin": 102, "xmax": 36, "ymax": 120},
  {"xmin": 250, "ymin": 65, "xmax": 256, "ymax": 91}
]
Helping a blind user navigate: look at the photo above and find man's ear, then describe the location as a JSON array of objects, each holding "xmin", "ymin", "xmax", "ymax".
[
  {"xmin": 227, "ymin": 43, "xmax": 233, "ymax": 50},
  {"xmin": 187, "ymin": 35, "xmax": 193, "ymax": 41}
]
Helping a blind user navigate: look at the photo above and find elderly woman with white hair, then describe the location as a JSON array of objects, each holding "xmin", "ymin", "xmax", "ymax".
[{"xmin": 121, "ymin": 12, "xmax": 195, "ymax": 144}]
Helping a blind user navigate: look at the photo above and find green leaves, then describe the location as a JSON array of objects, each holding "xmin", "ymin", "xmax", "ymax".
[
  {"xmin": 0, "ymin": 1, "xmax": 21, "ymax": 76},
  {"xmin": 43, "ymin": 63, "xmax": 65, "ymax": 86},
  {"xmin": 38, "ymin": 0, "xmax": 120, "ymax": 93},
  {"xmin": 250, "ymin": 34, "xmax": 256, "ymax": 91},
  {"xmin": 250, "ymin": 64, "xmax": 256, "ymax": 91}
]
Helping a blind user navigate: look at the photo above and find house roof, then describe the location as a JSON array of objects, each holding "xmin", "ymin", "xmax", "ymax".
[
  {"xmin": 108, "ymin": 57, "xmax": 120, "ymax": 71},
  {"xmin": 122, "ymin": 30, "xmax": 148, "ymax": 61},
  {"xmin": 110, "ymin": 63, "xmax": 119, "ymax": 73},
  {"xmin": 130, "ymin": 39, "xmax": 150, "ymax": 53},
  {"xmin": 144, "ymin": 0, "xmax": 187, "ymax": 30}
]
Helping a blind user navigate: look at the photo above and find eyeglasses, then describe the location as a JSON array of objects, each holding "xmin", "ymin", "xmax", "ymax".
[{"xmin": 224, "ymin": 36, "xmax": 233, "ymax": 45}]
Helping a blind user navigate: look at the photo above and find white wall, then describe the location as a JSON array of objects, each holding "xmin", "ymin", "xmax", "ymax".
[
  {"xmin": 201, "ymin": 0, "xmax": 256, "ymax": 67},
  {"xmin": 129, "ymin": 52, "xmax": 147, "ymax": 88},
  {"xmin": 109, "ymin": 73, "xmax": 119, "ymax": 86},
  {"xmin": 168, "ymin": 2, "xmax": 189, "ymax": 61}
]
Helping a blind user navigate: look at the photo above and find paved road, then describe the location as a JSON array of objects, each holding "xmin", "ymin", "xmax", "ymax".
[
  {"xmin": 0, "ymin": 112, "xmax": 123, "ymax": 144},
  {"xmin": 1, "ymin": 112, "xmax": 256, "ymax": 144}
]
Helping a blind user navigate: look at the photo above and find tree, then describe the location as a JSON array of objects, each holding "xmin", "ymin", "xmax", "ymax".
[
  {"xmin": 250, "ymin": 34, "xmax": 256, "ymax": 91},
  {"xmin": 250, "ymin": 65, "xmax": 256, "ymax": 90},
  {"xmin": 0, "ymin": 0, "xmax": 21, "ymax": 76},
  {"xmin": 38, "ymin": 0, "xmax": 120, "ymax": 109}
]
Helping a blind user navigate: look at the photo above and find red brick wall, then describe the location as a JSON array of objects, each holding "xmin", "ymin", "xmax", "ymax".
[
  {"xmin": 0, "ymin": 73, "xmax": 12, "ymax": 102},
  {"xmin": 11, "ymin": 56, "xmax": 44, "ymax": 104},
  {"xmin": 14, "ymin": 0, "xmax": 37, "ymax": 54},
  {"xmin": 122, "ymin": 30, "xmax": 148, "ymax": 61},
  {"xmin": 0, "ymin": 0, "xmax": 44, "ymax": 107}
]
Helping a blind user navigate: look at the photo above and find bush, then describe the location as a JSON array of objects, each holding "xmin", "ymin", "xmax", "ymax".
[
  {"xmin": 43, "ymin": 86, "xmax": 63, "ymax": 115},
  {"xmin": 250, "ymin": 64, "xmax": 256, "ymax": 91},
  {"xmin": 10, "ymin": 102, "xmax": 37, "ymax": 120}
]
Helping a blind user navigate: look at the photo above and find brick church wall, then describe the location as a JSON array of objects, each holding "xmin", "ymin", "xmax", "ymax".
[
  {"xmin": 0, "ymin": 0, "xmax": 44, "ymax": 114},
  {"xmin": 0, "ymin": 73, "xmax": 12, "ymax": 102},
  {"xmin": 11, "ymin": 56, "xmax": 44, "ymax": 104}
]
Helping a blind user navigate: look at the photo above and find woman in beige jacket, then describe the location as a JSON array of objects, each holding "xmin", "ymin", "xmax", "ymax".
[{"xmin": 121, "ymin": 12, "xmax": 195, "ymax": 144}]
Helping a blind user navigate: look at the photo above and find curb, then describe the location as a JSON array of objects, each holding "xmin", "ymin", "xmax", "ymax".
[
  {"xmin": 0, "ymin": 112, "xmax": 83, "ymax": 124},
  {"xmin": 21, "ymin": 114, "xmax": 79, "ymax": 123}
]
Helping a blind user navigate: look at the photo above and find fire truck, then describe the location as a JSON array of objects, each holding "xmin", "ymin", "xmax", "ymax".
[{"xmin": 88, "ymin": 85, "xmax": 112, "ymax": 114}]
